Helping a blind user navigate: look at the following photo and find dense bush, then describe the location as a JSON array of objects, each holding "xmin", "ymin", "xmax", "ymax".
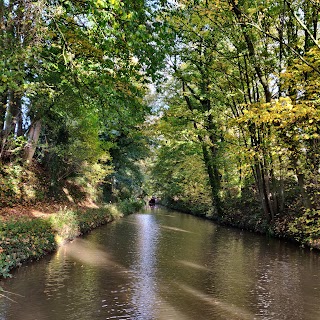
[
  {"xmin": 0, "ymin": 218, "xmax": 56, "ymax": 278},
  {"xmin": 289, "ymin": 209, "xmax": 320, "ymax": 248},
  {"xmin": 0, "ymin": 163, "xmax": 41, "ymax": 207},
  {"xmin": 49, "ymin": 210, "xmax": 81, "ymax": 244},
  {"xmin": 118, "ymin": 198, "xmax": 145, "ymax": 216},
  {"xmin": 162, "ymin": 198, "xmax": 211, "ymax": 218},
  {"xmin": 51, "ymin": 206, "xmax": 123, "ymax": 245},
  {"xmin": 76, "ymin": 206, "xmax": 122, "ymax": 234}
]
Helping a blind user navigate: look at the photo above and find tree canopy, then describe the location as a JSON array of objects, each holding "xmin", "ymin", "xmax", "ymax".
[
  {"xmin": 2, "ymin": 0, "xmax": 320, "ymax": 241},
  {"xmin": 147, "ymin": 0, "xmax": 320, "ymax": 231},
  {"xmin": 0, "ymin": 0, "xmax": 163, "ymax": 204}
]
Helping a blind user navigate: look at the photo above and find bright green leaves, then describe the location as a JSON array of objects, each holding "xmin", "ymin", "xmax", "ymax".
[
  {"xmin": 150, "ymin": 140, "xmax": 212, "ymax": 214},
  {"xmin": 0, "ymin": 0, "xmax": 161, "ymax": 204}
]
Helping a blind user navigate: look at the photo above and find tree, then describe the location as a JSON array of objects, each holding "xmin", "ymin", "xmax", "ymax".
[
  {"xmin": 0, "ymin": 0, "xmax": 164, "ymax": 204},
  {"xmin": 150, "ymin": 0, "xmax": 320, "ymax": 222}
]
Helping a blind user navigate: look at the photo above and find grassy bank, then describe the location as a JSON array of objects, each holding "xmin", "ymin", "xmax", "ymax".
[
  {"xmin": 0, "ymin": 200, "xmax": 144, "ymax": 278},
  {"xmin": 163, "ymin": 198, "xmax": 320, "ymax": 250}
]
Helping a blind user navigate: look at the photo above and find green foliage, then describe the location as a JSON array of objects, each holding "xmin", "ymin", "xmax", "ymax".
[
  {"xmin": 0, "ymin": 0, "xmax": 160, "ymax": 206},
  {"xmin": 103, "ymin": 128, "xmax": 151, "ymax": 202},
  {"xmin": 0, "ymin": 163, "xmax": 42, "ymax": 207},
  {"xmin": 0, "ymin": 164, "xmax": 23, "ymax": 203},
  {"xmin": 76, "ymin": 206, "xmax": 120, "ymax": 234},
  {"xmin": 50, "ymin": 206, "xmax": 123, "ymax": 244},
  {"xmin": 148, "ymin": 0, "xmax": 320, "ymax": 226},
  {"xmin": 150, "ymin": 139, "xmax": 212, "ymax": 212},
  {"xmin": 49, "ymin": 210, "xmax": 80, "ymax": 242},
  {"xmin": 118, "ymin": 198, "xmax": 145, "ymax": 216},
  {"xmin": 289, "ymin": 209, "xmax": 320, "ymax": 247},
  {"xmin": 0, "ymin": 219, "xmax": 56, "ymax": 278}
]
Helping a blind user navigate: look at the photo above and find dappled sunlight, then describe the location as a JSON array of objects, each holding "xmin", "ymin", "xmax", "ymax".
[
  {"xmin": 62, "ymin": 187, "xmax": 74, "ymax": 203},
  {"xmin": 78, "ymin": 199, "xmax": 99, "ymax": 208},
  {"xmin": 161, "ymin": 225, "xmax": 194, "ymax": 233},
  {"xmin": 31, "ymin": 209, "xmax": 49, "ymax": 218},
  {"xmin": 177, "ymin": 260, "xmax": 213, "ymax": 272},
  {"xmin": 176, "ymin": 282, "xmax": 254, "ymax": 320}
]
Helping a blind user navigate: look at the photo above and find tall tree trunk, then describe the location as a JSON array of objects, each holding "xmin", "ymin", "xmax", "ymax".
[
  {"xmin": 0, "ymin": 91, "xmax": 23, "ymax": 156},
  {"xmin": 24, "ymin": 120, "xmax": 41, "ymax": 163},
  {"xmin": 182, "ymin": 82, "xmax": 223, "ymax": 215},
  {"xmin": 200, "ymin": 139, "xmax": 222, "ymax": 215},
  {"xmin": 248, "ymin": 122, "xmax": 276, "ymax": 221},
  {"xmin": 0, "ymin": 92, "xmax": 7, "ymax": 133},
  {"xmin": 206, "ymin": 113, "xmax": 222, "ymax": 215},
  {"xmin": 253, "ymin": 161, "xmax": 272, "ymax": 220},
  {"xmin": 278, "ymin": 156, "xmax": 285, "ymax": 213},
  {"xmin": 11, "ymin": 91, "xmax": 22, "ymax": 137},
  {"xmin": 291, "ymin": 156, "xmax": 312, "ymax": 209},
  {"xmin": 229, "ymin": 0, "xmax": 272, "ymax": 103}
]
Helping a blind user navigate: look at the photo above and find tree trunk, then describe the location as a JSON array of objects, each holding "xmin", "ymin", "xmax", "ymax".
[
  {"xmin": 291, "ymin": 156, "xmax": 313, "ymax": 210},
  {"xmin": 182, "ymin": 82, "xmax": 223, "ymax": 215},
  {"xmin": 0, "ymin": 92, "xmax": 7, "ymax": 132},
  {"xmin": 0, "ymin": 91, "xmax": 23, "ymax": 158},
  {"xmin": 24, "ymin": 120, "xmax": 41, "ymax": 163},
  {"xmin": 3, "ymin": 91, "xmax": 22, "ymax": 133},
  {"xmin": 229, "ymin": 0, "xmax": 272, "ymax": 103}
]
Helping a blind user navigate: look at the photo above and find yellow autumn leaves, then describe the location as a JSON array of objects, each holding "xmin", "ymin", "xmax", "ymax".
[{"xmin": 236, "ymin": 97, "xmax": 320, "ymax": 139}]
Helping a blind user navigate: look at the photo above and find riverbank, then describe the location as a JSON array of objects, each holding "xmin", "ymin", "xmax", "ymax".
[
  {"xmin": 164, "ymin": 199, "xmax": 320, "ymax": 251},
  {"xmin": 0, "ymin": 199, "xmax": 144, "ymax": 278}
]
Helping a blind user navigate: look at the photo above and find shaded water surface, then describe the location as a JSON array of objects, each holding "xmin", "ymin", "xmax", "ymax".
[{"xmin": 1, "ymin": 207, "xmax": 320, "ymax": 320}]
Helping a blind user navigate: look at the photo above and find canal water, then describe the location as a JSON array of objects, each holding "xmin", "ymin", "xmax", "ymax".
[{"xmin": 1, "ymin": 207, "xmax": 320, "ymax": 320}]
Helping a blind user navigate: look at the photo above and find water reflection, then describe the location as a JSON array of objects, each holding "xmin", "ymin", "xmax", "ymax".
[
  {"xmin": 2, "ymin": 208, "xmax": 320, "ymax": 320},
  {"xmin": 130, "ymin": 214, "xmax": 160, "ymax": 319},
  {"xmin": 253, "ymin": 259, "xmax": 303, "ymax": 319}
]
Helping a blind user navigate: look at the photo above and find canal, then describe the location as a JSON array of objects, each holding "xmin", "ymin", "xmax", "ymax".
[{"xmin": 1, "ymin": 207, "xmax": 320, "ymax": 320}]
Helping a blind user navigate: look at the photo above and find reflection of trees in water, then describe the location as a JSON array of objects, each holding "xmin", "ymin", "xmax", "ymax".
[
  {"xmin": 43, "ymin": 238, "xmax": 131, "ymax": 319},
  {"xmin": 202, "ymin": 227, "xmax": 257, "ymax": 305},
  {"xmin": 44, "ymin": 247, "xmax": 73, "ymax": 299},
  {"xmin": 206, "ymin": 228, "xmax": 305, "ymax": 319},
  {"xmin": 43, "ymin": 243, "xmax": 103, "ymax": 318}
]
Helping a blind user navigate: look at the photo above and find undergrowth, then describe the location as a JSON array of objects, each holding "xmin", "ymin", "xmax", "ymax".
[{"xmin": 289, "ymin": 209, "xmax": 320, "ymax": 248}]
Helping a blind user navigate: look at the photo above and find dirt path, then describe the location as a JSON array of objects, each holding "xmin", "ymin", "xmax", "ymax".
[{"xmin": 0, "ymin": 199, "xmax": 99, "ymax": 221}]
